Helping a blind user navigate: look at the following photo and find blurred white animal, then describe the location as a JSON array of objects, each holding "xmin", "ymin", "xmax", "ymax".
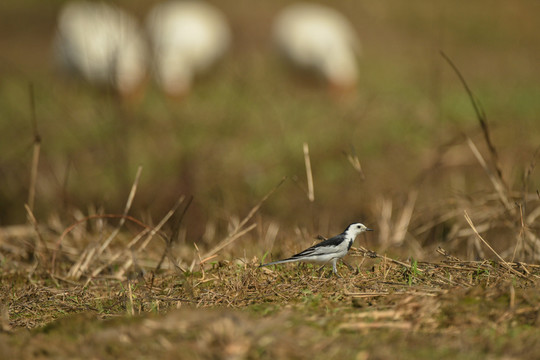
[
  {"xmin": 273, "ymin": 3, "xmax": 360, "ymax": 91},
  {"xmin": 54, "ymin": 1, "xmax": 148, "ymax": 97},
  {"xmin": 145, "ymin": 1, "xmax": 231, "ymax": 97}
]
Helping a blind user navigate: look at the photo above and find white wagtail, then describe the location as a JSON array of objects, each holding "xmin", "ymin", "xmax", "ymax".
[{"xmin": 260, "ymin": 223, "xmax": 373, "ymax": 276}]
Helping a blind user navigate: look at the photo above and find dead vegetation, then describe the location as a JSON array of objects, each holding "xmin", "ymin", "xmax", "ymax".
[
  {"xmin": 1, "ymin": 72, "xmax": 540, "ymax": 356},
  {"xmin": 1, "ymin": 239, "xmax": 540, "ymax": 359},
  {"xmin": 1, "ymin": 4, "xmax": 540, "ymax": 359},
  {"xmin": 2, "ymin": 109, "xmax": 540, "ymax": 359}
]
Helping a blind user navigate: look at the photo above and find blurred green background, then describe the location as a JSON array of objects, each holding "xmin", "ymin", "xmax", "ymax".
[{"xmin": 1, "ymin": 0, "xmax": 539, "ymax": 249}]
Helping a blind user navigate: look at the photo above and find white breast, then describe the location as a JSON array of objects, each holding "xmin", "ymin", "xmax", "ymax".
[
  {"xmin": 272, "ymin": 3, "xmax": 360, "ymax": 90},
  {"xmin": 145, "ymin": 1, "xmax": 231, "ymax": 97},
  {"xmin": 54, "ymin": 1, "xmax": 148, "ymax": 97}
]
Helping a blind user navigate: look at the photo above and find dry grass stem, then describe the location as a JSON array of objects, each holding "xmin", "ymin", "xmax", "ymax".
[
  {"xmin": 201, "ymin": 223, "xmax": 257, "ymax": 262},
  {"xmin": 53, "ymin": 166, "xmax": 145, "ymax": 275},
  {"xmin": 27, "ymin": 142, "xmax": 40, "ymax": 213},
  {"xmin": 338, "ymin": 322, "xmax": 413, "ymax": 331},
  {"xmin": 351, "ymin": 246, "xmax": 462, "ymax": 286},
  {"xmin": 441, "ymin": 51, "xmax": 506, "ymax": 189},
  {"xmin": 200, "ymin": 178, "xmax": 285, "ymax": 262},
  {"xmin": 156, "ymin": 196, "xmax": 192, "ymax": 272},
  {"xmin": 54, "ymin": 214, "xmax": 156, "ymax": 269},
  {"xmin": 463, "ymin": 210, "xmax": 529, "ymax": 280},
  {"xmin": 466, "ymin": 137, "xmax": 513, "ymax": 213},
  {"xmin": 262, "ymin": 221, "xmax": 280, "ymax": 252},
  {"xmin": 238, "ymin": 177, "xmax": 285, "ymax": 232},
  {"xmin": 344, "ymin": 291, "xmax": 389, "ymax": 297},
  {"xmin": 512, "ymin": 203, "xmax": 526, "ymax": 262},
  {"xmin": 98, "ymin": 166, "xmax": 143, "ymax": 255},
  {"xmin": 376, "ymin": 190, "xmax": 418, "ymax": 250},
  {"xmin": 24, "ymin": 204, "xmax": 50, "ymax": 261},
  {"xmin": 26, "ymin": 84, "xmax": 40, "ymax": 213},
  {"xmin": 303, "ymin": 142, "xmax": 315, "ymax": 202},
  {"xmin": 74, "ymin": 203, "xmax": 184, "ymax": 285},
  {"xmin": 114, "ymin": 196, "xmax": 185, "ymax": 279},
  {"xmin": 392, "ymin": 190, "xmax": 418, "ymax": 245},
  {"xmin": 127, "ymin": 280, "xmax": 135, "ymax": 316},
  {"xmin": 344, "ymin": 145, "xmax": 365, "ymax": 180}
]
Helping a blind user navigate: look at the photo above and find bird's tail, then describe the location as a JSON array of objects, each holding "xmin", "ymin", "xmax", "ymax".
[{"xmin": 259, "ymin": 257, "xmax": 299, "ymax": 268}]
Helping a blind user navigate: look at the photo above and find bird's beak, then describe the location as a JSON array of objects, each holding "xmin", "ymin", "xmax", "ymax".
[{"xmin": 366, "ymin": 228, "xmax": 374, "ymax": 231}]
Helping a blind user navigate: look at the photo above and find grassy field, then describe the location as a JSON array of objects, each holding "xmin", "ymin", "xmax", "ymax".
[{"xmin": 1, "ymin": 0, "xmax": 540, "ymax": 358}]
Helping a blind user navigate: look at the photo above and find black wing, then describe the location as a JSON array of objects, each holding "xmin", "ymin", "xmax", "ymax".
[{"xmin": 289, "ymin": 234, "xmax": 347, "ymax": 259}]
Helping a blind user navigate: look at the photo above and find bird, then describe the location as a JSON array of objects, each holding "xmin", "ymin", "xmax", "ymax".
[
  {"xmin": 53, "ymin": 1, "xmax": 148, "ymax": 98},
  {"xmin": 145, "ymin": 0, "xmax": 231, "ymax": 98},
  {"xmin": 260, "ymin": 223, "xmax": 373, "ymax": 276},
  {"xmin": 272, "ymin": 2, "xmax": 361, "ymax": 92}
]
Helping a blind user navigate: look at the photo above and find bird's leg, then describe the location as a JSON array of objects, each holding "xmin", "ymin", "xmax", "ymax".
[{"xmin": 332, "ymin": 259, "xmax": 341, "ymax": 278}]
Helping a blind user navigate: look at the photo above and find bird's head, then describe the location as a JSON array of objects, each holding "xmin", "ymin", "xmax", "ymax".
[{"xmin": 345, "ymin": 222, "xmax": 373, "ymax": 238}]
